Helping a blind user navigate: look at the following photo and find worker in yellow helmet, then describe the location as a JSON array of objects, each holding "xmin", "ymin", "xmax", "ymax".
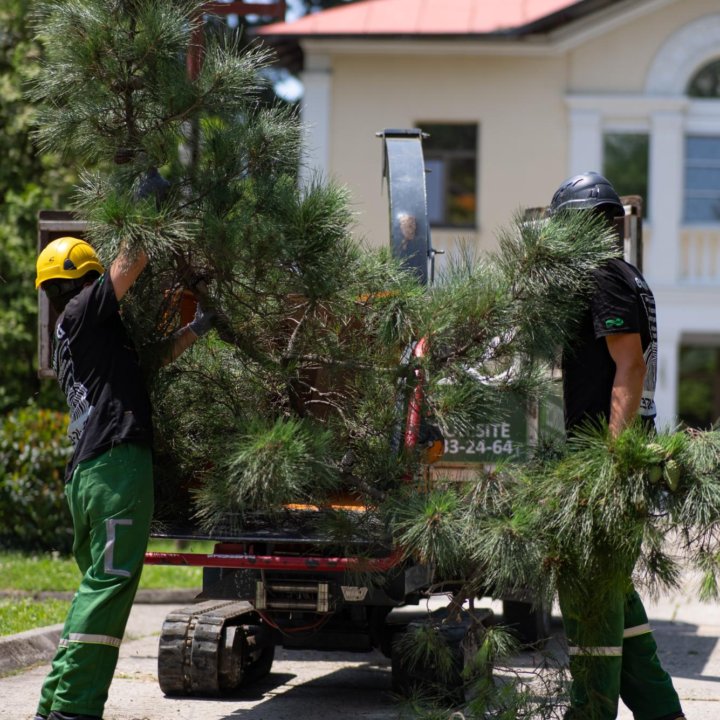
[{"xmin": 33, "ymin": 233, "xmax": 213, "ymax": 720}]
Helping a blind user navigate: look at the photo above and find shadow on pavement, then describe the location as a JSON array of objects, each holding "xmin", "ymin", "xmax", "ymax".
[
  {"xmin": 144, "ymin": 614, "xmax": 720, "ymax": 720},
  {"xmin": 160, "ymin": 658, "xmax": 397, "ymax": 720},
  {"xmin": 652, "ymin": 619, "xmax": 720, "ymax": 682}
]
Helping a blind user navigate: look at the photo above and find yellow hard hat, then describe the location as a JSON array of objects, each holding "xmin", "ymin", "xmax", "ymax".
[{"xmin": 36, "ymin": 237, "xmax": 105, "ymax": 290}]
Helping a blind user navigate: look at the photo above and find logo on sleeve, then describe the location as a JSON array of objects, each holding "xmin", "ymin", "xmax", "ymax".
[{"xmin": 605, "ymin": 317, "xmax": 625, "ymax": 328}]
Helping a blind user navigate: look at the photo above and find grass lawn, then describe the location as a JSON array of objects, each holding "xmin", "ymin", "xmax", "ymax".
[
  {"xmin": 0, "ymin": 538, "xmax": 212, "ymax": 636},
  {"xmin": 0, "ymin": 597, "xmax": 72, "ymax": 637}
]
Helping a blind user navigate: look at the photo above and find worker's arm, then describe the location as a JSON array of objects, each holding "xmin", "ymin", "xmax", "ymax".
[
  {"xmin": 109, "ymin": 247, "xmax": 149, "ymax": 301},
  {"xmin": 605, "ymin": 332, "xmax": 646, "ymax": 437},
  {"xmin": 158, "ymin": 303, "xmax": 215, "ymax": 367},
  {"xmin": 110, "ymin": 168, "xmax": 171, "ymax": 300},
  {"xmin": 160, "ymin": 326, "xmax": 199, "ymax": 367},
  {"xmin": 109, "ymin": 241, "xmax": 214, "ymax": 365}
]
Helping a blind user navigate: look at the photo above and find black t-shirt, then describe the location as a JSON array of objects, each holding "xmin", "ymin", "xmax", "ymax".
[
  {"xmin": 562, "ymin": 258, "xmax": 658, "ymax": 432},
  {"xmin": 52, "ymin": 273, "xmax": 153, "ymax": 480}
]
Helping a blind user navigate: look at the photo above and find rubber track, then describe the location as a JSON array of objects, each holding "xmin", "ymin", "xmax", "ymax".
[{"xmin": 158, "ymin": 599, "xmax": 254, "ymax": 696}]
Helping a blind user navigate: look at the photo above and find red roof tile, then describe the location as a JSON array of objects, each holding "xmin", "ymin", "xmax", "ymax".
[{"xmin": 258, "ymin": 0, "xmax": 582, "ymax": 37}]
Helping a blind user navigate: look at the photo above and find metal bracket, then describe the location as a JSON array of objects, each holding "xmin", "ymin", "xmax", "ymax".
[
  {"xmin": 37, "ymin": 211, "xmax": 89, "ymax": 380},
  {"xmin": 254, "ymin": 579, "xmax": 331, "ymax": 613}
]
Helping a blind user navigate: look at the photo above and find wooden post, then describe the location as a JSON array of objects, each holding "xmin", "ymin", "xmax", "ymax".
[{"xmin": 188, "ymin": 0, "xmax": 286, "ymax": 80}]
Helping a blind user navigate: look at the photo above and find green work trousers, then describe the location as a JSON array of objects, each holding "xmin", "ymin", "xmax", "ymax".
[
  {"xmin": 37, "ymin": 443, "xmax": 153, "ymax": 719},
  {"xmin": 560, "ymin": 584, "xmax": 683, "ymax": 720}
]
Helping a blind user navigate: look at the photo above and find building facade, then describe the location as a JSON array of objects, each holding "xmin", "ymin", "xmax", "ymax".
[{"xmin": 262, "ymin": 0, "xmax": 720, "ymax": 429}]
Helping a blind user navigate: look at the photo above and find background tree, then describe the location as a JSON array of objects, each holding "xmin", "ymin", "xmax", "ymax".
[{"xmin": 0, "ymin": 0, "xmax": 69, "ymax": 411}]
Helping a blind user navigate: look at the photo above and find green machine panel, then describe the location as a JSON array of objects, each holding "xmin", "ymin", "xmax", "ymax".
[
  {"xmin": 440, "ymin": 386, "xmax": 564, "ymax": 466},
  {"xmin": 442, "ymin": 404, "xmax": 528, "ymax": 464}
]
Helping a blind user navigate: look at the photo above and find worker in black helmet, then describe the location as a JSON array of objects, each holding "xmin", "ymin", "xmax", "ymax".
[{"xmin": 551, "ymin": 172, "xmax": 684, "ymax": 720}]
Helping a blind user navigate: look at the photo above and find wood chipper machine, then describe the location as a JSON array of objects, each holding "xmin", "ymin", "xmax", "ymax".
[
  {"xmin": 137, "ymin": 129, "xmax": 575, "ymax": 698},
  {"xmin": 141, "ymin": 128, "xmax": 477, "ymax": 698}
]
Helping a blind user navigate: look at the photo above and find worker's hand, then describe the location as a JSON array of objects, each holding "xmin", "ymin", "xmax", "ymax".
[{"xmin": 188, "ymin": 302, "xmax": 215, "ymax": 338}]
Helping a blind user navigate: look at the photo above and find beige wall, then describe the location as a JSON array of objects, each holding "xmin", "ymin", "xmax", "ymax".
[
  {"xmin": 328, "ymin": 53, "xmax": 568, "ymax": 254},
  {"xmin": 568, "ymin": 0, "xmax": 720, "ymax": 93},
  {"xmin": 310, "ymin": 0, "xmax": 716, "ymax": 257}
]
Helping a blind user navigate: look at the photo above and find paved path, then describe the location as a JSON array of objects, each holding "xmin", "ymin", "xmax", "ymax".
[
  {"xmin": 616, "ymin": 585, "xmax": 720, "ymax": 719},
  {"xmin": 1, "ymin": 584, "xmax": 719, "ymax": 720},
  {"xmin": 1, "ymin": 601, "xmax": 398, "ymax": 720}
]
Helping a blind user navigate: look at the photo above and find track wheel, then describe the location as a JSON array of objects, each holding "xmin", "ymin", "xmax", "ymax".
[{"xmin": 242, "ymin": 623, "xmax": 275, "ymax": 683}]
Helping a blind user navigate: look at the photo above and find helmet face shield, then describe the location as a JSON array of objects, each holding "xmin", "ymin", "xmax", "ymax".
[
  {"xmin": 36, "ymin": 236, "xmax": 105, "ymax": 289},
  {"xmin": 41, "ymin": 278, "xmax": 81, "ymax": 299},
  {"xmin": 596, "ymin": 202, "xmax": 624, "ymax": 226},
  {"xmin": 41, "ymin": 277, "xmax": 90, "ymax": 314}
]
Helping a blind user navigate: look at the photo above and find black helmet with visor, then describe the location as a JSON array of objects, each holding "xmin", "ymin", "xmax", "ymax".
[{"xmin": 549, "ymin": 171, "xmax": 625, "ymax": 222}]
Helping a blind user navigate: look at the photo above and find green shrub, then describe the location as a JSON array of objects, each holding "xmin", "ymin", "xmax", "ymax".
[{"xmin": 0, "ymin": 404, "xmax": 73, "ymax": 552}]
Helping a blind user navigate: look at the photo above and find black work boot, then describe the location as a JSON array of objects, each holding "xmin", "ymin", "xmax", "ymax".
[{"xmin": 48, "ymin": 712, "xmax": 102, "ymax": 720}]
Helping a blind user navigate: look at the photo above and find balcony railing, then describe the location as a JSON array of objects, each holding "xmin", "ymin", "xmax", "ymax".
[{"xmin": 681, "ymin": 227, "xmax": 720, "ymax": 284}]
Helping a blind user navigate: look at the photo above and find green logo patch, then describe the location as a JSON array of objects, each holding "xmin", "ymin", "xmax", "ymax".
[{"xmin": 605, "ymin": 317, "xmax": 625, "ymax": 328}]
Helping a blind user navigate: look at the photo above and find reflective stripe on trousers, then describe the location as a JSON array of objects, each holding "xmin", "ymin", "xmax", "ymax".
[
  {"xmin": 568, "ymin": 623, "xmax": 652, "ymax": 656},
  {"xmin": 59, "ymin": 633, "xmax": 122, "ymax": 649}
]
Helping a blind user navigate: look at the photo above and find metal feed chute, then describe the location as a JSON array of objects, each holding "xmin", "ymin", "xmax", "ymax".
[{"xmin": 378, "ymin": 128, "xmax": 439, "ymax": 285}]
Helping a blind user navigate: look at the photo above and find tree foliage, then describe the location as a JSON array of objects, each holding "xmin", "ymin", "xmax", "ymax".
[
  {"xmin": 0, "ymin": 0, "xmax": 317, "ymax": 413},
  {"xmin": 468, "ymin": 424, "xmax": 720, "ymax": 624},
  {"xmin": 0, "ymin": 404, "xmax": 72, "ymax": 551},
  {"xmin": 29, "ymin": 0, "xmax": 620, "ymax": 533}
]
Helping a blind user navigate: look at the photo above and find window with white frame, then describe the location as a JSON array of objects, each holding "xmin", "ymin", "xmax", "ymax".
[
  {"xmin": 684, "ymin": 136, "xmax": 720, "ymax": 223},
  {"xmin": 419, "ymin": 123, "xmax": 477, "ymax": 228},
  {"xmin": 678, "ymin": 340, "xmax": 720, "ymax": 428},
  {"xmin": 688, "ymin": 58, "xmax": 720, "ymax": 98},
  {"xmin": 684, "ymin": 59, "xmax": 720, "ymax": 224},
  {"xmin": 603, "ymin": 133, "xmax": 650, "ymax": 217}
]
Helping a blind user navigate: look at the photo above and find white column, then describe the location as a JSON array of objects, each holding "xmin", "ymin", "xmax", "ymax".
[
  {"xmin": 646, "ymin": 111, "xmax": 684, "ymax": 285},
  {"xmin": 567, "ymin": 108, "xmax": 602, "ymax": 176},
  {"xmin": 299, "ymin": 51, "xmax": 332, "ymax": 187},
  {"xmin": 654, "ymin": 312, "xmax": 680, "ymax": 430}
]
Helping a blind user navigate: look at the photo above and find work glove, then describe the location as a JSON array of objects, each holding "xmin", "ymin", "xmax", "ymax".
[
  {"xmin": 135, "ymin": 167, "xmax": 171, "ymax": 207},
  {"xmin": 188, "ymin": 302, "xmax": 215, "ymax": 338}
]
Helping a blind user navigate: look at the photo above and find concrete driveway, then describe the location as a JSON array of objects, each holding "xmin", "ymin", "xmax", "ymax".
[{"xmin": 1, "ymin": 583, "xmax": 720, "ymax": 720}]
